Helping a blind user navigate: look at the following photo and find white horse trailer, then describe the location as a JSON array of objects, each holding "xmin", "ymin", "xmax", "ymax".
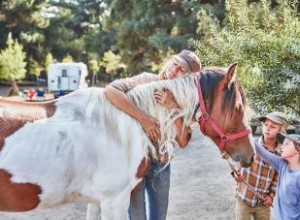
[{"xmin": 47, "ymin": 62, "xmax": 88, "ymax": 98}]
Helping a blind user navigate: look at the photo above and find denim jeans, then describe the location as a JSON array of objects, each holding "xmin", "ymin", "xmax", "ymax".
[{"xmin": 129, "ymin": 160, "xmax": 171, "ymax": 220}]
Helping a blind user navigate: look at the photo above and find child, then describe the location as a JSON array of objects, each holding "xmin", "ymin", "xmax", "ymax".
[
  {"xmin": 235, "ymin": 112, "xmax": 288, "ymax": 220},
  {"xmin": 255, "ymin": 133, "xmax": 300, "ymax": 220}
]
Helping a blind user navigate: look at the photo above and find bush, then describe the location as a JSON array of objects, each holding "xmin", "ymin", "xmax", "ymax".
[{"xmin": 194, "ymin": 0, "xmax": 300, "ymax": 117}]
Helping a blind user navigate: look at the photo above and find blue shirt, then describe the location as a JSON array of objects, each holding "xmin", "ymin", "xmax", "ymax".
[{"xmin": 255, "ymin": 142, "xmax": 300, "ymax": 220}]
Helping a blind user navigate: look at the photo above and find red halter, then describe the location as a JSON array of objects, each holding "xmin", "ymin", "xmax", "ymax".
[{"xmin": 196, "ymin": 78, "xmax": 251, "ymax": 152}]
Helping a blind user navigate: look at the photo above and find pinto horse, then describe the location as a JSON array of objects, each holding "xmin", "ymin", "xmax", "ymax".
[{"xmin": 0, "ymin": 63, "xmax": 254, "ymax": 220}]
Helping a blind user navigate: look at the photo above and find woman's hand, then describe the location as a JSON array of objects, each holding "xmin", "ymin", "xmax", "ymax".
[
  {"xmin": 104, "ymin": 85, "xmax": 161, "ymax": 142},
  {"xmin": 154, "ymin": 88, "xmax": 179, "ymax": 109},
  {"xmin": 139, "ymin": 114, "xmax": 161, "ymax": 142}
]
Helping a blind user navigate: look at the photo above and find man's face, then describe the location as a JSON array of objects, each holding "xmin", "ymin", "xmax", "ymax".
[{"xmin": 262, "ymin": 119, "xmax": 282, "ymax": 139}]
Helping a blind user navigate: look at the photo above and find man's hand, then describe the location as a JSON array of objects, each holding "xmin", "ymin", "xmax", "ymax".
[
  {"xmin": 154, "ymin": 88, "xmax": 179, "ymax": 109},
  {"xmin": 231, "ymin": 171, "xmax": 243, "ymax": 183},
  {"xmin": 263, "ymin": 195, "xmax": 273, "ymax": 207}
]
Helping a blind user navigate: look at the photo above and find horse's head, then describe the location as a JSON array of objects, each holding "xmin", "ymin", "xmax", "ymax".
[{"xmin": 196, "ymin": 63, "xmax": 254, "ymax": 167}]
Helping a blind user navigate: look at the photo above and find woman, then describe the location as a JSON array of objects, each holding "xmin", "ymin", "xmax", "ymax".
[{"xmin": 103, "ymin": 50, "xmax": 201, "ymax": 220}]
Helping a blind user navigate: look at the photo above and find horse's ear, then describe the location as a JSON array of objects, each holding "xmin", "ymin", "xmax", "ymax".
[{"xmin": 225, "ymin": 63, "xmax": 238, "ymax": 87}]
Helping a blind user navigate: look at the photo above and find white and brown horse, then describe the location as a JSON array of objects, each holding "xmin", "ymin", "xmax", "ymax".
[{"xmin": 0, "ymin": 64, "xmax": 254, "ymax": 219}]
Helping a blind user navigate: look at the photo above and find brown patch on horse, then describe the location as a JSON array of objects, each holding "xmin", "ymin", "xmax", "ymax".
[
  {"xmin": 135, "ymin": 157, "xmax": 151, "ymax": 179},
  {"xmin": 131, "ymin": 157, "xmax": 151, "ymax": 194},
  {"xmin": 0, "ymin": 98, "xmax": 56, "ymax": 151},
  {"xmin": 0, "ymin": 169, "xmax": 42, "ymax": 212}
]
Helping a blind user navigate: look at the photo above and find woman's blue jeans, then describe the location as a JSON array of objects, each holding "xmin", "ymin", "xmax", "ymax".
[{"xmin": 128, "ymin": 160, "xmax": 171, "ymax": 220}]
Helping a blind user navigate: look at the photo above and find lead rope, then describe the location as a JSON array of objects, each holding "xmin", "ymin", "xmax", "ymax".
[{"xmin": 220, "ymin": 152, "xmax": 270, "ymax": 205}]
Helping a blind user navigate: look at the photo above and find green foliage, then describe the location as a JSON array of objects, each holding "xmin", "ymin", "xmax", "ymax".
[
  {"xmin": 44, "ymin": 53, "xmax": 54, "ymax": 69},
  {"xmin": 105, "ymin": 0, "xmax": 206, "ymax": 75},
  {"xmin": 0, "ymin": 0, "xmax": 225, "ymax": 82},
  {"xmin": 195, "ymin": 0, "xmax": 300, "ymax": 116},
  {"xmin": 99, "ymin": 50, "xmax": 125, "ymax": 77},
  {"xmin": 0, "ymin": 0, "xmax": 50, "ymax": 65},
  {"xmin": 62, "ymin": 54, "xmax": 74, "ymax": 63},
  {"xmin": 88, "ymin": 59, "xmax": 100, "ymax": 74},
  {"xmin": 28, "ymin": 57, "xmax": 43, "ymax": 79},
  {"xmin": 0, "ymin": 33, "xmax": 27, "ymax": 81}
]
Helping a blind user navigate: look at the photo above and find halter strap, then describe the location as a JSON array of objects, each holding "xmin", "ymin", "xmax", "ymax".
[{"xmin": 195, "ymin": 77, "xmax": 251, "ymax": 152}]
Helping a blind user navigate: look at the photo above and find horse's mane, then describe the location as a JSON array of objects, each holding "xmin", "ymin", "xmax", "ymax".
[{"xmin": 126, "ymin": 74, "xmax": 199, "ymax": 161}]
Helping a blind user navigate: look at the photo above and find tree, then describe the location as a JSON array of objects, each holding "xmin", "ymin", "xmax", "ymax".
[
  {"xmin": 62, "ymin": 54, "xmax": 74, "ymax": 63},
  {"xmin": 104, "ymin": 0, "xmax": 217, "ymax": 75},
  {"xmin": 88, "ymin": 59, "xmax": 100, "ymax": 86},
  {"xmin": 99, "ymin": 50, "xmax": 125, "ymax": 81},
  {"xmin": 0, "ymin": 0, "xmax": 50, "ymax": 76},
  {"xmin": 0, "ymin": 33, "xmax": 27, "ymax": 95},
  {"xmin": 28, "ymin": 57, "xmax": 43, "ymax": 81},
  {"xmin": 44, "ymin": 52, "xmax": 54, "ymax": 69},
  {"xmin": 195, "ymin": 0, "xmax": 300, "ymax": 116}
]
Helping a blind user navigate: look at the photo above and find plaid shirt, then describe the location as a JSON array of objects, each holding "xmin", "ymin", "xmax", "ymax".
[{"xmin": 236, "ymin": 136, "xmax": 279, "ymax": 206}]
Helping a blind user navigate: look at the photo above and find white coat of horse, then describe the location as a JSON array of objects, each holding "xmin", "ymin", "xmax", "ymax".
[{"xmin": 0, "ymin": 65, "xmax": 254, "ymax": 220}]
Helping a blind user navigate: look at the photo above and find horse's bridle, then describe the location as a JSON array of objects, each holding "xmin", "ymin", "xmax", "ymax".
[{"xmin": 195, "ymin": 77, "xmax": 251, "ymax": 152}]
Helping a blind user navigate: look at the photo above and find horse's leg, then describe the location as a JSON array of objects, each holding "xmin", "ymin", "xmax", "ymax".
[
  {"xmin": 86, "ymin": 202, "xmax": 101, "ymax": 220},
  {"xmin": 100, "ymin": 188, "xmax": 131, "ymax": 220}
]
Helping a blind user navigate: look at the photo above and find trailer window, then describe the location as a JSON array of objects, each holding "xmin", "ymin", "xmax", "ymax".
[{"xmin": 62, "ymin": 69, "xmax": 67, "ymax": 77}]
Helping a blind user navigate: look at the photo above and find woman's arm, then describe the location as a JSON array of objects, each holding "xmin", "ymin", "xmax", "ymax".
[
  {"xmin": 154, "ymin": 88, "xmax": 192, "ymax": 148},
  {"xmin": 173, "ymin": 116, "xmax": 193, "ymax": 148},
  {"xmin": 103, "ymin": 74, "xmax": 160, "ymax": 142}
]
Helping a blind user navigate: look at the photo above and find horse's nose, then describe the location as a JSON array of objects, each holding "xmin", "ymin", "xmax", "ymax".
[{"xmin": 239, "ymin": 154, "xmax": 254, "ymax": 168}]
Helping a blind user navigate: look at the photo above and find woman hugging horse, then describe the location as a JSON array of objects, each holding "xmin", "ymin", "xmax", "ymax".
[{"xmin": 0, "ymin": 61, "xmax": 254, "ymax": 220}]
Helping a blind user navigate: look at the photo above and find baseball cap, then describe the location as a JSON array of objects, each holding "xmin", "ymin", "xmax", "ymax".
[
  {"xmin": 259, "ymin": 112, "xmax": 289, "ymax": 130},
  {"xmin": 276, "ymin": 133, "xmax": 300, "ymax": 150},
  {"xmin": 172, "ymin": 50, "xmax": 202, "ymax": 73}
]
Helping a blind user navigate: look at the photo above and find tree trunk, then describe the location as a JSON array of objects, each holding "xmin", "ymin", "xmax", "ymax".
[{"xmin": 8, "ymin": 80, "xmax": 20, "ymax": 96}]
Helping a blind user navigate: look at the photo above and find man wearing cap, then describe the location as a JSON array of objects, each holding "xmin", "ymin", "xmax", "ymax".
[
  {"xmin": 103, "ymin": 50, "xmax": 202, "ymax": 220},
  {"xmin": 254, "ymin": 132, "xmax": 300, "ymax": 220},
  {"xmin": 235, "ymin": 112, "xmax": 289, "ymax": 220}
]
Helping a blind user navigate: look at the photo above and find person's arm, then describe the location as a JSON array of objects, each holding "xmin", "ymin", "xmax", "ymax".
[
  {"xmin": 103, "ymin": 74, "xmax": 160, "ymax": 142},
  {"xmin": 254, "ymin": 141, "xmax": 282, "ymax": 171},
  {"xmin": 154, "ymin": 88, "xmax": 192, "ymax": 148},
  {"xmin": 174, "ymin": 116, "xmax": 193, "ymax": 148}
]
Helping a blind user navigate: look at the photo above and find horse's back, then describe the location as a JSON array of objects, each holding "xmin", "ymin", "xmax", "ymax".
[
  {"xmin": 0, "ymin": 87, "xmax": 146, "ymax": 210},
  {"xmin": 0, "ymin": 98, "xmax": 57, "ymax": 151}
]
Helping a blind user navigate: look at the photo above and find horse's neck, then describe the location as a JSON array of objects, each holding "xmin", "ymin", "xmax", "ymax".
[
  {"xmin": 127, "ymin": 75, "xmax": 198, "ymax": 126},
  {"xmin": 126, "ymin": 75, "xmax": 198, "ymax": 156}
]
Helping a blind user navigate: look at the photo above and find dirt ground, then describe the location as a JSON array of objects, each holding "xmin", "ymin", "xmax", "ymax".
[{"xmin": 0, "ymin": 125, "xmax": 237, "ymax": 220}]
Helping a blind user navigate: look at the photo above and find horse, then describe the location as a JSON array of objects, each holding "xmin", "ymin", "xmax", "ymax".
[{"xmin": 0, "ymin": 63, "xmax": 254, "ymax": 220}]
